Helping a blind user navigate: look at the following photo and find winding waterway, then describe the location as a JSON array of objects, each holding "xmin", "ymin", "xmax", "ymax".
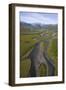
[{"xmin": 28, "ymin": 41, "xmax": 55, "ymax": 77}]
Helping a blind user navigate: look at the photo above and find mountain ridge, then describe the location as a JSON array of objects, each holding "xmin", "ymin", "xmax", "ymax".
[{"xmin": 20, "ymin": 22, "xmax": 58, "ymax": 33}]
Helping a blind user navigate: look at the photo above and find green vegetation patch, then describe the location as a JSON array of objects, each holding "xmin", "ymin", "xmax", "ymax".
[
  {"xmin": 39, "ymin": 64, "xmax": 47, "ymax": 76},
  {"xmin": 20, "ymin": 34, "xmax": 40, "ymax": 56},
  {"xmin": 47, "ymin": 38, "xmax": 58, "ymax": 75},
  {"xmin": 20, "ymin": 59, "xmax": 31, "ymax": 77}
]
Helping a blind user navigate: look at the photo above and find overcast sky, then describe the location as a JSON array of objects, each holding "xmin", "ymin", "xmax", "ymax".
[{"xmin": 20, "ymin": 12, "xmax": 58, "ymax": 25}]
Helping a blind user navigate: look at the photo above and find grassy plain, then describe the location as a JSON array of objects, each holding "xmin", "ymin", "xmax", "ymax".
[{"xmin": 20, "ymin": 28, "xmax": 58, "ymax": 77}]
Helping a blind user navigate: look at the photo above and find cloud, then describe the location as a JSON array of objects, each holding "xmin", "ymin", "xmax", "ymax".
[{"xmin": 20, "ymin": 12, "xmax": 58, "ymax": 24}]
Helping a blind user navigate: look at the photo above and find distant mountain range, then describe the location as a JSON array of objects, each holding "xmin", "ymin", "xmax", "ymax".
[{"xmin": 20, "ymin": 22, "xmax": 58, "ymax": 33}]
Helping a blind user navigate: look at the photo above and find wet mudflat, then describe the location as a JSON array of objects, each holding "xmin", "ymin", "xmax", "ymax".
[{"xmin": 28, "ymin": 41, "xmax": 55, "ymax": 77}]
